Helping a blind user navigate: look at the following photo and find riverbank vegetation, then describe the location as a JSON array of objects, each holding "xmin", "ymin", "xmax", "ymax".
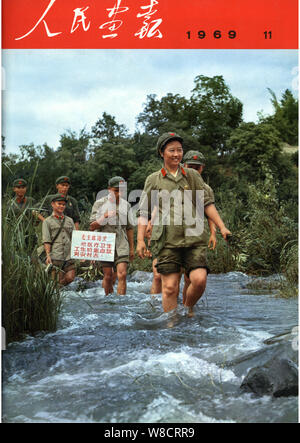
[
  {"xmin": 2, "ymin": 75, "xmax": 298, "ymax": 340},
  {"xmin": 2, "ymin": 206, "xmax": 61, "ymax": 343}
]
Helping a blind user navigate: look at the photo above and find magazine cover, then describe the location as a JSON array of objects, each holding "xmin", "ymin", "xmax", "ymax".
[{"xmin": 1, "ymin": 0, "xmax": 298, "ymax": 426}]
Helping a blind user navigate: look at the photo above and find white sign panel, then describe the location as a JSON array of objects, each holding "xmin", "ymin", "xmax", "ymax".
[{"xmin": 71, "ymin": 230, "xmax": 115, "ymax": 262}]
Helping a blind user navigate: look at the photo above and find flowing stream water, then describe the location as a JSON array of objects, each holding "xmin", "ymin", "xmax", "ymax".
[{"xmin": 2, "ymin": 271, "xmax": 298, "ymax": 423}]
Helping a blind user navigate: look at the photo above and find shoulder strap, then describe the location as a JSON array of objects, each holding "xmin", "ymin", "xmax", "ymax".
[
  {"xmin": 50, "ymin": 216, "xmax": 66, "ymax": 244},
  {"xmin": 184, "ymin": 168, "xmax": 193, "ymax": 189},
  {"xmin": 183, "ymin": 168, "xmax": 208, "ymax": 214}
]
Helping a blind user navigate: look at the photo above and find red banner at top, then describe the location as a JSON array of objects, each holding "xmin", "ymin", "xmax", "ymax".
[{"xmin": 2, "ymin": 0, "xmax": 299, "ymax": 49}]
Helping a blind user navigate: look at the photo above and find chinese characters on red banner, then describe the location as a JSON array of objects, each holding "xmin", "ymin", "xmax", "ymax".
[
  {"xmin": 15, "ymin": 0, "xmax": 62, "ymax": 40},
  {"xmin": 15, "ymin": 0, "xmax": 163, "ymax": 41},
  {"xmin": 99, "ymin": 0, "xmax": 129, "ymax": 39},
  {"xmin": 71, "ymin": 7, "xmax": 91, "ymax": 34},
  {"xmin": 135, "ymin": 0, "xmax": 162, "ymax": 39}
]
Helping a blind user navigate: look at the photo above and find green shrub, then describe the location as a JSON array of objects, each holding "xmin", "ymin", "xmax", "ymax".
[
  {"xmin": 2, "ymin": 202, "xmax": 62, "ymax": 343},
  {"xmin": 206, "ymin": 169, "xmax": 297, "ymax": 277},
  {"xmin": 277, "ymin": 240, "xmax": 298, "ymax": 298},
  {"xmin": 280, "ymin": 240, "xmax": 298, "ymax": 285}
]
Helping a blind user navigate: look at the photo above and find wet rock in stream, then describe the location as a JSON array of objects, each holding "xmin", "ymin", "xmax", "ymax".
[{"xmin": 240, "ymin": 357, "xmax": 298, "ymax": 397}]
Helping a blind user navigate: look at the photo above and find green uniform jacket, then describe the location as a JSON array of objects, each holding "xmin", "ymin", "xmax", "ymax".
[
  {"xmin": 138, "ymin": 166, "xmax": 214, "ymax": 253},
  {"xmin": 42, "ymin": 214, "xmax": 75, "ymax": 261},
  {"xmin": 8, "ymin": 196, "xmax": 35, "ymax": 218},
  {"xmin": 90, "ymin": 196, "xmax": 134, "ymax": 258},
  {"xmin": 204, "ymin": 183, "xmax": 214, "ymax": 202},
  {"xmin": 40, "ymin": 194, "xmax": 80, "ymax": 224}
]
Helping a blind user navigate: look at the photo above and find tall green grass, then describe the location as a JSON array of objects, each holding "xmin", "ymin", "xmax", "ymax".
[
  {"xmin": 278, "ymin": 240, "xmax": 298, "ymax": 298},
  {"xmin": 2, "ymin": 201, "xmax": 62, "ymax": 343}
]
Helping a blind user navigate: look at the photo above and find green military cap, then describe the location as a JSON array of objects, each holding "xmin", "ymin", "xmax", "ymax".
[
  {"xmin": 156, "ymin": 132, "xmax": 183, "ymax": 155},
  {"xmin": 51, "ymin": 193, "xmax": 68, "ymax": 203},
  {"xmin": 13, "ymin": 178, "xmax": 27, "ymax": 187},
  {"xmin": 183, "ymin": 150, "xmax": 206, "ymax": 165},
  {"xmin": 56, "ymin": 176, "xmax": 71, "ymax": 185},
  {"xmin": 108, "ymin": 176, "xmax": 126, "ymax": 188}
]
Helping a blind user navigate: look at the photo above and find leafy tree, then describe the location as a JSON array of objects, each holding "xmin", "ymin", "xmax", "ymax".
[
  {"xmin": 55, "ymin": 129, "xmax": 91, "ymax": 200},
  {"xmin": 136, "ymin": 93, "xmax": 191, "ymax": 135},
  {"xmin": 190, "ymin": 75, "xmax": 243, "ymax": 154},
  {"xmin": 89, "ymin": 113, "xmax": 137, "ymax": 195},
  {"xmin": 130, "ymin": 131, "xmax": 157, "ymax": 164},
  {"xmin": 260, "ymin": 89, "xmax": 298, "ymax": 146},
  {"xmin": 36, "ymin": 144, "xmax": 60, "ymax": 195},
  {"xmin": 227, "ymin": 122, "xmax": 282, "ymax": 181},
  {"xmin": 89, "ymin": 141, "xmax": 137, "ymax": 194},
  {"xmin": 91, "ymin": 112, "xmax": 128, "ymax": 141}
]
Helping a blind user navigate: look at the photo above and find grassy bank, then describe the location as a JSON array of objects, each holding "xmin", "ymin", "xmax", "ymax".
[{"xmin": 2, "ymin": 203, "xmax": 62, "ymax": 344}]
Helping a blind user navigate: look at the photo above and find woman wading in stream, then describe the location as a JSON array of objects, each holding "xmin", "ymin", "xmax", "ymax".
[{"xmin": 136, "ymin": 132, "xmax": 231, "ymax": 316}]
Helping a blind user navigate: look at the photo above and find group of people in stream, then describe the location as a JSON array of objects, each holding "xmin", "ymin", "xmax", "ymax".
[{"xmin": 9, "ymin": 132, "xmax": 231, "ymax": 317}]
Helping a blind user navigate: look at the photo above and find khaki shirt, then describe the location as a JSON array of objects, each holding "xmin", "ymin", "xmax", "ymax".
[
  {"xmin": 138, "ymin": 166, "xmax": 214, "ymax": 250},
  {"xmin": 90, "ymin": 196, "xmax": 134, "ymax": 257},
  {"xmin": 203, "ymin": 182, "xmax": 215, "ymax": 234},
  {"xmin": 204, "ymin": 183, "xmax": 214, "ymax": 202},
  {"xmin": 42, "ymin": 215, "xmax": 75, "ymax": 260}
]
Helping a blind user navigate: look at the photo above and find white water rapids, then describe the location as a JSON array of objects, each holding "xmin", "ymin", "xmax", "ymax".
[{"xmin": 2, "ymin": 272, "xmax": 298, "ymax": 423}]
